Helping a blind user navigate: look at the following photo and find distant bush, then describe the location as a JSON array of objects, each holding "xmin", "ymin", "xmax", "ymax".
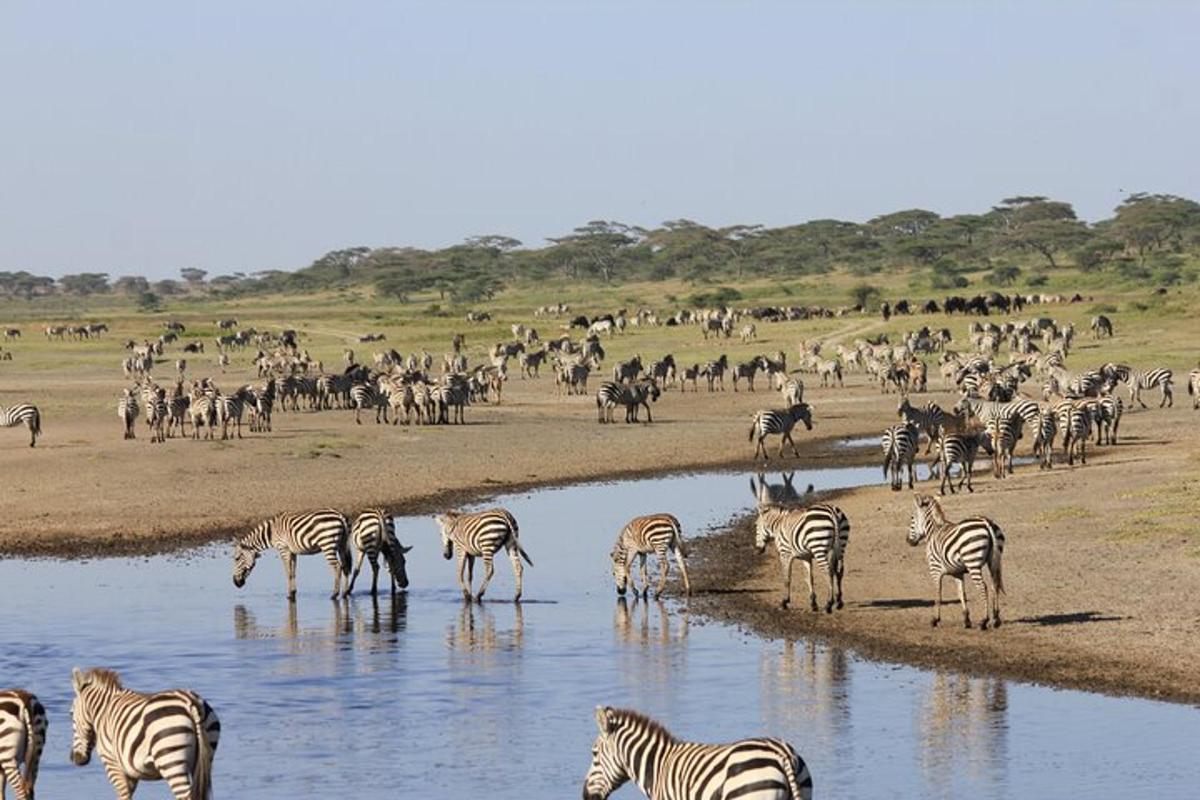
[
  {"xmin": 687, "ymin": 286, "xmax": 743, "ymax": 307},
  {"xmin": 1027, "ymin": 274, "xmax": 1049, "ymax": 287},
  {"xmin": 849, "ymin": 283, "xmax": 882, "ymax": 308},
  {"xmin": 1089, "ymin": 303, "xmax": 1118, "ymax": 314}
]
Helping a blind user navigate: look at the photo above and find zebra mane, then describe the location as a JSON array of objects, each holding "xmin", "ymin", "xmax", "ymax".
[
  {"xmin": 609, "ymin": 708, "xmax": 678, "ymax": 743},
  {"xmin": 85, "ymin": 668, "xmax": 124, "ymax": 689}
]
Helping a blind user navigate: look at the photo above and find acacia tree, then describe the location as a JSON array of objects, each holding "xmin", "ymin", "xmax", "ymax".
[
  {"xmin": 991, "ymin": 196, "xmax": 1089, "ymax": 268},
  {"xmin": 59, "ymin": 272, "xmax": 110, "ymax": 295},
  {"xmin": 1108, "ymin": 193, "xmax": 1200, "ymax": 259},
  {"xmin": 548, "ymin": 220, "xmax": 645, "ymax": 283},
  {"xmin": 180, "ymin": 267, "xmax": 208, "ymax": 287}
]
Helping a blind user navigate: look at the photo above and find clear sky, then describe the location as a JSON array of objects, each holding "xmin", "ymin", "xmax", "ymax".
[{"xmin": 3, "ymin": 1, "xmax": 1197, "ymax": 280}]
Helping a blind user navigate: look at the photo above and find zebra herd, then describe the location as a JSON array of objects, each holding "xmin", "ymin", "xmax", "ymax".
[{"xmin": 117, "ymin": 378, "xmax": 272, "ymax": 443}]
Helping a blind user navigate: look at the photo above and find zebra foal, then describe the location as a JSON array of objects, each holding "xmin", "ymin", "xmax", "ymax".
[
  {"xmin": 435, "ymin": 508, "xmax": 533, "ymax": 602},
  {"xmin": 70, "ymin": 668, "xmax": 219, "ymax": 800},
  {"xmin": 610, "ymin": 513, "xmax": 691, "ymax": 599},
  {"xmin": 583, "ymin": 706, "xmax": 813, "ymax": 800},
  {"xmin": 232, "ymin": 509, "xmax": 352, "ymax": 599},
  {"xmin": 0, "ymin": 689, "xmax": 46, "ymax": 800}
]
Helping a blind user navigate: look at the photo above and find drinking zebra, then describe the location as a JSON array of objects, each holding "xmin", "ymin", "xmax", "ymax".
[
  {"xmin": 434, "ymin": 508, "xmax": 533, "ymax": 602},
  {"xmin": 1090, "ymin": 314, "xmax": 1113, "ymax": 338},
  {"xmin": 907, "ymin": 493, "xmax": 1005, "ymax": 630},
  {"xmin": 347, "ymin": 509, "xmax": 412, "ymax": 595},
  {"xmin": 749, "ymin": 404, "xmax": 814, "ymax": 461},
  {"xmin": 118, "ymin": 389, "xmax": 140, "ymax": 440},
  {"xmin": 232, "ymin": 509, "xmax": 352, "ymax": 599},
  {"xmin": 70, "ymin": 668, "xmax": 219, "ymax": 800},
  {"xmin": 583, "ymin": 706, "xmax": 813, "ymax": 800},
  {"xmin": 595, "ymin": 380, "xmax": 660, "ymax": 424},
  {"xmin": 0, "ymin": 689, "xmax": 46, "ymax": 800},
  {"xmin": 0, "ymin": 404, "xmax": 41, "ymax": 447},
  {"xmin": 897, "ymin": 397, "xmax": 945, "ymax": 452},
  {"xmin": 610, "ymin": 513, "xmax": 691, "ymax": 599},
  {"xmin": 932, "ymin": 430, "xmax": 992, "ymax": 494},
  {"xmin": 753, "ymin": 495, "xmax": 850, "ymax": 612},
  {"xmin": 985, "ymin": 414, "xmax": 1021, "ymax": 479},
  {"xmin": 881, "ymin": 423, "xmax": 919, "ymax": 491}
]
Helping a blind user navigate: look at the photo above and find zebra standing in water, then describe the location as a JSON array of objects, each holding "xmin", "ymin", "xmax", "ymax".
[
  {"xmin": 932, "ymin": 430, "xmax": 991, "ymax": 494},
  {"xmin": 907, "ymin": 493, "xmax": 1005, "ymax": 630},
  {"xmin": 118, "ymin": 389, "xmax": 140, "ymax": 440},
  {"xmin": 583, "ymin": 706, "xmax": 813, "ymax": 800},
  {"xmin": 753, "ymin": 494, "xmax": 850, "ymax": 613},
  {"xmin": 897, "ymin": 397, "xmax": 945, "ymax": 453},
  {"xmin": 70, "ymin": 668, "xmax": 219, "ymax": 800},
  {"xmin": 435, "ymin": 508, "xmax": 533, "ymax": 602},
  {"xmin": 0, "ymin": 404, "xmax": 41, "ymax": 447},
  {"xmin": 232, "ymin": 509, "xmax": 352, "ymax": 599},
  {"xmin": 610, "ymin": 513, "xmax": 691, "ymax": 599},
  {"xmin": 0, "ymin": 689, "xmax": 46, "ymax": 800},
  {"xmin": 749, "ymin": 404, "xmax": 813, "ymax": 460},
  {"xmin": 347, "ymin": 509, "xmax": 412, "ymax": 596},
  {"xmin": 881, "ymin": 423, "xmax": 919, "ymax": 491}
]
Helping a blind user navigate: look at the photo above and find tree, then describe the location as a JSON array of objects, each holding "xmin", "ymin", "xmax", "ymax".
[
  {"xmin": 869, "ymin": 209, "xmax": 941, "ymax": 238},
  {"xmin": 58, "ymin": 272, "xmax": 110, "ymax": 295},
  {"xmin": 153, "ymin": 279, "xmax": 183, "ymax": 296},
  {"xmin": 113, "ymin": 275, "xmax": 150, "ymax": 295},
  {"xmin": 987, "ymin": 264, "xmax": 1021, "ymax": 285},
  {"xmin": 991, "ymin": 197, "xmax": 1088, "ymax": 268},
  {"xmin": 180, "ymin": 267, "xmax": 208, "ymax": 286},
  {"xmin": 1108, "ymin": 193, "xmax": 1200, "ymax": 258},
  {"xmin": 849, "ymin": 283, "xmax": 882, "ymax": 308},
  {"xmin": 547, "ymin": 220, "xmax": 645, "ymax": 282},
  {"xmin": 136, "ymin": 291, "xmax": 161, "ymax": 312}
]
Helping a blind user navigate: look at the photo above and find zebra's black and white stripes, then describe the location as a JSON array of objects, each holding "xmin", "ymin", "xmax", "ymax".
[
  {"xmin": 118, "ymin": 389, "xmax": 139, "ymax": 440},
  {"xmin": 596, "ymin": 380, "xmax": 660, "ymax": 424},
  {"xmin": 750, "ymin": 404, "xmax": 813, "ymax": 460},
  {"xmin": 907, "ymin": 494, "xmax": 1004, "ymax": 630},
  {"xmin": 754, "ymin": 502, "xmax": 850, "ymax": 612},
  {"xmin": 0, "ymin": 404, "xmax": 41, "ymax": 448},
  {"xmin": 70, "ymin": 668, "xmax": 219, "ymax": 800},
  {"xmin": 933, "ymin": 430, "xmax": 991, "ymax": 494},
  {"xmin": 435, "ymin": 508, "xmax": 533, "ymax": 602},
  {"xmin": 232, "ymin": 509, "xmax": 352, "ymax": 599},
  {"xmin": 583, "ymin": 706, "xmax": 813, "ymax": 800},
  {"xmin": 610, "ymin": 513, "xmax": 691, "ymax": 599},
  {"xmin": 0, "ymin": 689, "xmax": 46, "ymax": 800},
  {"xmin": 881, "ymin": 423, "xmax": 919, "ymax": 490},
  {"xmin": 347, "ymin": 509, "xmax": 412, "ymax": 596}
]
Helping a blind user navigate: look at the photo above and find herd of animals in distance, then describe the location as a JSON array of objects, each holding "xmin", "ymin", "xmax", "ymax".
[{"xmin": 2, "ymin": 290, "xmax": 1197, "ymax": 799}]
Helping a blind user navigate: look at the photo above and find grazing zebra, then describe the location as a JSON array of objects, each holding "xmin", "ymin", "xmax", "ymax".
[
  {"xmin": 897, "ymin": 397, "xmax": 945, "ymax": 452},
  {"xmin": 1123, "ymin": 367, "xmax": 1174, "ymax": 409},
  {"xmin": 0, "ymin": 689, "xmax": 46, "ymax": 800},
  {"xmin": 932, "ymin": 430, "xmax": 991, "ymax": 494},
  {"xmin": 754, "ymin": 501, "xmax": 849, "ymax": 612},
  {"xmin": 881, "ymin": 423, "xmax": 919, "ymax": 491},
  {"xmin": 434, "ymin": 508, "xmax": 533, "ymax": 602},
  {"xmin": 985, "ymin": 414, "xmax": 1021, "ymax": 479},
  {"xmin": 1032, "ymin": 407, "xmax": 1056, "ymax": 470},
  {"xmin": 347, "ymin": 509, "xmax": 412, "ymax": 596},
  {"xmin": 749, "ymin": 404, "xmax": 814, "ymax": 461},
  {"xmin": 118, "ymin": 389, "xmax": 140, "ymax": 440},
  {"xmin": 232, "ymin": 509, "xmax": 352, "ymax": 599},
  {"xmin": 0, "ymin": 404, "xmax": 40, "ymax": 448},
  {"xmin": 583, "ymin": 706, "xmax": 813, "ymax": 800},
  {"xmin": 596, "ymin": 380, "xmax": 660, "ymax": 424},
  {"xmin": 610, "ymin": 513, "xmax": 691, "ymax": 599},
  {"xmin": 1189, "ymin": 367, "xmax": 1200, "ymax": 409},
  {"xmin": 907, "ymin": 493, "xmax": 1004, "ymax": 630},
  {"xmin": 1090, "ymin": 314, "xmax": 1113, "ymax": 338},
  {"xmin": 779, "ymin": 376, "xmax": 804, "ymax": 407},
  {"xmin": 70, "ymin": 668, "xmax": 219, "ymax": 800},
  {"xmin": 1056, "ymin": 401, "xmax": 1091, "ymax": 466}
]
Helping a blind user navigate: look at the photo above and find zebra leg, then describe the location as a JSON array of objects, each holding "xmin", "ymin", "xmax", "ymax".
[
  {"xmin": 456, "ymin": 553, "xmax": 472, "ymax": 601},
  {"xmin": 2, "ymin": 763, "xmax": 29, "ymax": 800},
  {"xmin": 283, "ymin": 552, "xmax": 297, "ymax": 600},
  {"xmin": 369, "ymin": 552, "xmax": 380, "ymax": 596},
  {"xmin": 638, "ymin": 554, "xmax": 650, "ymax": 599},
  {"xmin": 823, "ymin": 559, "xmax": 836, "ymax": 614},
  {"xmin": 331, "ymin": 553, "xmax": 345, "ymax": 599},
  {"xmin": 972, "ymin": 568, "xmax": 992, "ymax": 631},
  {"xmin": 779, "ymin": 555, "xmax": 793, "ymax": 609},
  {"xmin": 834, "ymin": 556, "xmax": 845, "ymax": 609},
  {"xmin": 510, "ymin": 547, "xmax": 524, "ymax": 602},
  {"xmin": 347, "ymin": 549, "xmax": 368, "ymax": 595},
  {"xmin": 931, "ymin": 574, "xmax": 945, "ymax": 627},
  {"xmin": 101, "ymin": 758, "xmax": 136, "ymax": 800},
  {"xmin": 475, "ymin": 555, "xmax": 494, "ymax": 603},
  {"xmin": 957, "ymin": 577, "xmax": 972, "ymax": 628},
  {"xmin": 787, "ymin": 431, "xmax": 801, "ymax": 458},
  {"xmin": 654, "ymin": 551, "xmax": 670, "ymax": 599},
  {"xmin": 803, "ymin": 559, "xmax": 817, "ymax": 612},
  {"xmin": 673, "ymin": 547, "xmax": 692, "ymax": 596}
]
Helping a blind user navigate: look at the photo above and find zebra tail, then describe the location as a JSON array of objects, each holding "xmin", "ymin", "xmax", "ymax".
[
  {"xmin": 748, "ymin": 414, "xmax": 759, "ymax": 442},
  {"xmin": 31, "ymin": 407, "xmax": 41, "ymax": 436},
  {"xmin": 517, "ymin": 542, "xmax": 534, "ymax": 567},
  {"xmin": 780, "ymin": 745, "xmax": 814, "ymax": 800},
  {"xmin": 990, "ymin": 534, "xmax": 1005, "ymax": 595},
  {"xmin": 189, "ymin": 701, "xmax": 214, "ymax": 800}
]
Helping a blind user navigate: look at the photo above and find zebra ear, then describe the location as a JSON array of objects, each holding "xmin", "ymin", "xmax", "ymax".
[
  {"xmin": 595, "ymin": 706, "xmax": 618, "ymax": 733},
  {"xmin": 72, "ymin": 667, "xmax": 89, "ymax": 692},
  {"xmin": 400, "ymin": 545, "xmax": 414, "ymax": 554}
]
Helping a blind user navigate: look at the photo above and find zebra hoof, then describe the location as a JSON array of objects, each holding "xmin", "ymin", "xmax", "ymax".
[
  {"xmin": 930, "ymin": 618, "xmax": 940, "ymax": 627},
  {"xmin": 824, "ymin": 603, "xmax": 833, "ymax": 614},
  {"xmin": 964, "ymin": 619, "xmax": 973, "ymax": 629},
  {"xmin": 836, "ymin": 599, "xmax": 844, "ymax": 610},
  {"xmin": 993, "ymin": 617, "xmax": 1002, "ymax": 629},
  {"xmin": 980, "ymin": 620, "xmax": 990, "ymax": 631},
  {"xmin": 780, "ymin": 598, "xmax": 790, "ymax": 610}
]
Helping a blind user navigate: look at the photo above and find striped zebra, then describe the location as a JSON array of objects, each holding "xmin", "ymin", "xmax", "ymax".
[
  {"xmin": 432, "ymin": 381, "xmax": 468, "ymax": 424},
  {"xmin": 0, "ymin": 404, "xmax": 41, "ymax": 448},
  {"xmin": 118, "ymin": 389, "xmax": 140, "ymax": 440},
  {"xmin": 350, "ymin": 381, "xmax": 388, "ymax": 424},
  {"xmin": 583, "ymin": 706, "xmax": 813, "ymax": 800},
  {"xmin": 907, "ymin": 493, "xmax": 1005, "ymax": 630},
  {"xmin": 70, "ymin": 668, "xmax": 219, "ymax": 800},
  {"xmin": 610, "ymin": 513, "xmax": 691, "ymax": 599},
  {"xmin": 985, "ymin": 414, "xmax": 1021, "ymax": 479},
  {"xmin": 932, "ymin": 430, "xmax": 991, "ymax": 494},
  {"xmin": 1055, "ymin": 400, "xmax": 1091, "ymax": 466},
  {"xmin": 749, "ymin": 404, "xmax": 813, "ymax": 461},
  {"xmin": 897, "ymin": 397, "xmax": 945, "ymax": 452},
  {"xmin": 188, "ymin": 386, "xmax": 218, "ymax": 440},
  {"xmin": 1032, "ymin": 407, "xmax": 1056, "ymax": 470},
  {"xmin": 145, "ymin": 387, "xmax": 168, "ymax": 444},
  {"xmin": 232, "ymin": 509, "xmax": 352, "ymax": 599},
  {"xmin": 347, "ymin": 509, "xmax": 412, "ymax": 596},
  {"xmin": 166, "ymin": 381, "xmax": 190, "ymax": 438},
  {"xmin": 881, "ymin": 423, "xmax": 919, "ymax": 491},
  {"xmin": 1093, "ymin": 394, "xmax": 1123, "ymax": 445},
  {"xmin": 596, "ymin": 380, "xmax": 660, "ymax": 424},
  {"xmin": 730, "ymin": 359, "xmax": 759, "ymax": 391},
  {"xmin": 217, "ymin": 386, "xmax": 253, "ymax": 439},
  {"xmin": 1122, "ymin": 366, "xmax": 1174, "ymax": 409},
  {"xmin": 434, "ymin": 508, "xmax": 533, "ymax": 602},
  {"xmin": 0, "ymin": 689, "xmax": 46, "ymax": 800},
  {"xmin": 754, "ymin": 499, "xmax": 849, "ymax": 612},
  {"xmin": 817, "ymin": 358, "xmax": 843, "ymax": 387},
  {"xmin": 779, "ymin": 376, "xmax": 804, "ymax": 407},
  {"xmin": 699, "ymin": 355, "xmax": 728, "ymax": 391},
  {"xmin": 1189, "ymin": 367, "xmax": 1200, "ymax": 409},
  {"xmin": 249, "ymin": 378, "xmax": 275, "ymax": 433}
]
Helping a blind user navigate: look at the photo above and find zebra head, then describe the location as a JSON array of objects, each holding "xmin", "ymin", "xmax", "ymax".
[
  {"xmin": 583, "ymin": 706, "xmax": 631, "ymax": 800},
  {"xmin": 232, "ymin": 529, "xmax": 264, "ymax": 588},
  {"xmin": 753, "ymin": 509, "xmax": 779, "ymax": 553},
  {"xmin": 70, "ymin": 668, "xmax": 100, "ymax": 766},
  {"xmin": 610, "ymin": 546, "xmax": 630, "ymax": 595},
  {"xmin": 907, "ymin": 493, "xmax": 939, "ymax": 546},
  {"xmin": 384, "ymin": 540, "xmax": 413, "ymax": 590},
  {"xmin": 434, "ymin": 513, "xmax": 459, "ymax": 560},
  {"xmin": 791, "ymin": 403, "xmax": 814, "ymax": 430}
]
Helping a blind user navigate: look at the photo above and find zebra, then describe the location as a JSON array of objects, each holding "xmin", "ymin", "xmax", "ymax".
[
  {"xmin": 166, "ymin": 381, "xmax": 190, "ymax": 438},
  {"xmin": 583, "ymin": 706, "xmax": 813, "ymax": 800},
  {"xmin": 1094, "ymin": 393, "xmax": 1123, "ymax": 445},
  {"xmin": 754, "ymin": 501, "xmax": 849, "ymax": 612},
  {"xmin": 907, "ymin": 493, "xmax": 1005, "ymax": 630},
  {"xmin": 144, "ymin": 388, "xmax": 167, "ymax": 444},
  {"xmin": 1123, "ymin": 367, "xmax": 1174, "ymax": 409},
  {"xmin": 1032, "ymin": 406, "xmax": 1057, "ymax": 470},
  {"xmin": 596, "ymin": 380, "xmax": 660, "ymax": 424},
  {"xmin": 350, "ymin": 381, "xmax": 388, "ymax": 424},
  {"xmin": 932, "ymin": 430, "xmax": 992, "ymax": 494},
  {"xmin": 347, "ymin": 509, "xmax": 412, "ymax": 596},
  {"xmin": 730, "ymin": 359, "xmax": 759, "ymax": 391},
  {"xmin": 188, "ymin": 388, "xmax": 218, "ymax": 440},
  {"xmin": 249, "ymin": 378, "xmax": 275, "ymax": 433},
  {"xmin": 1056, "ymin": 401, "xmax": 1091, "ymax": 465},
  {"xmin": 610, "ymin": 513, "xmax": 691, "ymax": 599},
  {"xmin": 779, "ymin": 376, "xmax": 804, "ymax": 407},
  {"xmin": 817, "ymin": 358, "xmax": 843, "ymax": 387},
  {"xmin": 1189, "ymin": 367, "xmax": 1200, "ymax": 409},
  {"xmin": 232, "ymin": 509, "xmax": 352, "ymax": 599},
  {"xmin": 217, "ymin": 386, "xmax": 253, "ymax": 439},
  {"xmin": 699, "ymin": 354, "xmax": 728, "ymax": 391},
  {"xmin": 0, "ymin": 689, "xmax": 46, "ymax": 800},
  {"xmin": 740, "ymin": 322, "xmax": 757, "ymax": 343},
  {"xmin": 431, "ymin": 382, "xmax": 468, "ymax": 424},
  {"xmin": 434, "ymin": 508, "xmax": 533, "ymax": 602},
  {"xmin": 679, "ymin": 364, "xmax": 700, "ymax": 392},
  {"xmin": 985, "ymin": 414, "xmax": 1021, "ymax": 479},
  {"xmin": 881, "ymin": 423, "xmax": 919, "ymax": 491},
  {"xmin": 0, "ymin": 404, "xmax": 40, "ymax": 448},
  {"xmin": 749, "ymin": 404, "xmax": 813, "ymax": 461},
  {"xmin": 897, "ymin": 397, "xmax": 945, "ymax": 452},
  {"xmin": 118, "ymin": 389, "xmax": 140, "ymax": 440},
  {"xmin": 70, "ymin": 668, "xmax": 219, "ymax": 800},
  {"xmin": 1090, "ymin": 314, "xmax": 1113, "ymax": 338}
]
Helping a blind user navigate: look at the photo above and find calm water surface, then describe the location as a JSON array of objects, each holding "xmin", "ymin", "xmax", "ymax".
[{"xmin": 2, "ymin": 467, "xmax": 1197, "ymax": 799}]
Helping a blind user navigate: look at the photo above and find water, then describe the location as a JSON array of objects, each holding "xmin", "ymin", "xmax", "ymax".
[{"xmin": 2, "ymin": 467, "xmax": 1198, "ymax": 799}]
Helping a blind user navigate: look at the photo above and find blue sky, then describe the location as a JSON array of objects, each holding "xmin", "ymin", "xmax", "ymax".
[{"xmin": 2, "ymin": 1, "xmax": 1197, "ymax": 279}]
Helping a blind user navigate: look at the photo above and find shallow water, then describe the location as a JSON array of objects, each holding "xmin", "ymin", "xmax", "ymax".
[{"xmin": 2, "ymin": 466, "xmax": 1198, "ymax": 799}]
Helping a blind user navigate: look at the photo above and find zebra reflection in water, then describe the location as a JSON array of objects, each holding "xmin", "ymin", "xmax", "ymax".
[
  {"xmin": 759, "ymin": 640, "xmax": 850, "ymax": 752},
  {"xmin": 444, "ymin": 602, "xmax": 525, "ymax": 655},
  {"xmin": 918, "ymin": 673, "xmax": 1009, "ymax": 794}
]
